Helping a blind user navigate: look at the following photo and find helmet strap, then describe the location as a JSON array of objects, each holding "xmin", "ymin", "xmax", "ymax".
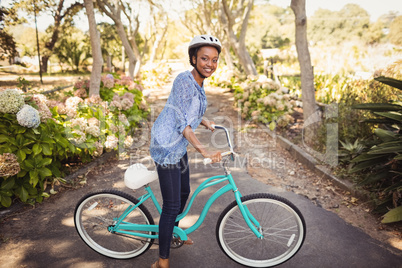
[{"xmin": 193, "ymin": 58, "xmax": 207, "ymax": 79}]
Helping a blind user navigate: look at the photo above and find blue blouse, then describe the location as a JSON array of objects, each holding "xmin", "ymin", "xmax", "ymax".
[{"xmin": 150, "ymin": 70, "xmax": 207, "ymax": 165}]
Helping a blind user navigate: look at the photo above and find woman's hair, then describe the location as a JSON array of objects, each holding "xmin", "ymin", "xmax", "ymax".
[{"xmin": 188, "ymin": 46, "xmax": 221, "ymax": 67}]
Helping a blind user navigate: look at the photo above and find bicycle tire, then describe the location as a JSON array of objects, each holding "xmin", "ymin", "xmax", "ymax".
[
  {"xmin": 216, "ymin": 193, "xmax": 306, "ymax": 267},
  {"xmin": 74, "ymin": 189, "xmax": 154, "ymax": 259}
]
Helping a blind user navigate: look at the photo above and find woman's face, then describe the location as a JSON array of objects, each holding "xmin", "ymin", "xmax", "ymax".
[{"xmin": 192, "ymin": 46, "xmax": 219, "ymax": 78}]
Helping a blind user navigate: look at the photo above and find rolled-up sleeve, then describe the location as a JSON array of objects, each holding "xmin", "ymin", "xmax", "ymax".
[
  {"xmin": 150, "ymin": 70, "xmax": 207, "ymax": 165},
  {"xmin": 171, "ymin": 77, "xmax": 197, "ymax": 134}
]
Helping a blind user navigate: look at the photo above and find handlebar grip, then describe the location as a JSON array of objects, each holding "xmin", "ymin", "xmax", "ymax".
[
  {"xmin": 203, "ymin": 158, "xmax": 212, "ymax": 165},
  {"xmin": 203, "ymin": 151, "xmax": 233, "ymax": 165}
]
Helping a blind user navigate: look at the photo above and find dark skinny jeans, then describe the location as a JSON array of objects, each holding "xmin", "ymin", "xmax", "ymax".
[{"xmin": 156, "ymin": 153, "xmax": 190, "ymax": 259}]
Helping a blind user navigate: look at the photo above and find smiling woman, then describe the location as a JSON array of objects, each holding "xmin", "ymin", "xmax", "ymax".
[{"xmin": 149, "ymin": 34, "xmax": 223, "ymax": 268}]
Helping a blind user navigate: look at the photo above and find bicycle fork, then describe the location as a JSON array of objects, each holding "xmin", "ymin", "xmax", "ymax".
[{"xmin": 229, "ymin": 179, "xmax": 264, "ymax": 239}]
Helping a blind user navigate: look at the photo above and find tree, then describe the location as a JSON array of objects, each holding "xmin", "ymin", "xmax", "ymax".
[
  {"xmin": 221, "ymin": 0, "xmax": 257, "ymax": 76},
  {"xmin": 144, "ymin": 4, "xmax": 168, "ymax": 64},
  {"xmin": 11, "ymin": 0, "xmax": 83, "ymax": 72},
  {"xmin": 0, "ymin": 7, "xmax": 18, "ymax": 63},
  {"xmin": 389, "ymin": 16, "xmax": 402, "ymax": 46},
  {"xmin": 290, "ymin": 0, "xmax": 317, "ymax": 143},
  {"xmin": 181, "ymin": 0, "xmax": 234, "ymax": 71},
  {"xmin": 247, "ymin": 4, "xmax": 294, "ymax": 49},
  {"xmin": 308, "ymin": 4, "xmax": 372, "ymax": 45},
  {"xmin": 98, "ymin": 22, "xmax": 123, "ymax": 71},
  {"xmin": 0, "ymin": 7, "xmax": 19, "ymax": 64},
  {"xmin": 53, "ymin": 28, "xmax": 91, "ymax": 73},
  {"xmin": 97, "ymin": 0, "xmax": 151, "ymax": 78},
  {"xmin": 84, "ymin": 0, "xmax": 103, "ymax": 96}
]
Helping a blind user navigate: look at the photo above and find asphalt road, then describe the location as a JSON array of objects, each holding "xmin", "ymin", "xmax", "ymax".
[
  {"xmin": 1, "ymin": 79, "xmax": 401, "ymax": 267},
  {"xmin": 1, "ymin": 122, "xmax": 401, "ymax": 268}
]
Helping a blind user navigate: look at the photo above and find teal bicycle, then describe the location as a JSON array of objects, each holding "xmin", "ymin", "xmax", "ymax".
[{"xmin": 74, "ymin": 125, "xmax": 306, "ymax": 267}]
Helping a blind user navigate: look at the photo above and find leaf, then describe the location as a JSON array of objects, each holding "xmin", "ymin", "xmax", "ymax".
[
  {"xmin": 19, "ymin": 186, "xmax": 29, "ymax": 202},
  {"xmin": 361, "ymin": 118, "xmax": 399, "ymax": 124},
  {"xmin": 368, "ymin": 145, "xmax": 402, "ymax": 154},
  {"xmin": 269, "ymin": 121, "xmax": 276, "ymax": 131},
  {"xmin": 41, "ymin": 143, "xmax": 52, "ymax": 155},
  {"xmin": 0, "ymin": 134, "xmax": 9, "ymax": 143},
  {"xmin": 56, "ymin": 136, "xmax": 69, "ymax": 148},
  {"xmin": 394, "ymin": 155, "xmax": 402, "ymax": 160},
  {"xmin": 349, "ymin": 158, "xmax": 386, "ymax": 173},
  {"xmin": 352, "ymin": 103, "xmax": 402, "ymax": 111},
  {"xmin": 374, "ymin": 112, "xmax": 402, "ymax": 122},
  {"xmin": 358, "ymin": 171, "xmax": 389, "ymax": 186},
  {"xmin": 1, "ymin": 178, "xmax": 15, "ymax": 190},
  {"xmin": 29, "ymin": 170, "xmax": 39, "ymax": 187},
  {"xmin": 39, "ymin": 157, "xmax": 52, "ymax": 167},
  {"xmin": 351, "ymin": 153, "xmax": 386, "ymax": 163},
  {"xmin": 381, "ymin": 206, "xmax": 402, "ymax": 223},
  {"xmin": 374, "ymin": 129, "xmax": 397, "ymax": 142},
  {"xmin": 23, "ymin": 159, "xmax": 34, "ymax": 169},
  {"xmin": 32, "ymin": 143, "xmax": 42, "ymax": 155},
  {"xmin": 0, "ymin": 195, "xmax": 12, "ymax": 207},
  {"xmin": 38, "ymin": 168, "xmax": 52, "ymax": 179},
  {"xmin": 375, "ymin": 76, "xmax": 402, "ymax": 90},
  {"xmin": 16, "ymin": 149, "xmax": 26, "ymax": 161}
]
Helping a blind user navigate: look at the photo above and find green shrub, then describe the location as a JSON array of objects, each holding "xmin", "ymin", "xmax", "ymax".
[
  {"xmin": 350, "ymin": 76, "xmax": 402, "ymax": 223},
  {"xmin": 0, "ymin": 74, "xmax": 149, "ymax": 208}
]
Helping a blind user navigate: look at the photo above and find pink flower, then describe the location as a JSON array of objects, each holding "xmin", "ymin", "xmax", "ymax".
[
  {"xmin": 74, "ymin": 88, "xmax": 88, "ymax": 98},
  {"xmin": 32, "ymin": 94, "xmax": 52, "ymax": 122},
  {"xmin": 74, "ymin": 81, "xmax": 85, "ymax": 89},
  {"xmin": 85, "ymin": 95, "xmax": 103, "ymax": 105}
]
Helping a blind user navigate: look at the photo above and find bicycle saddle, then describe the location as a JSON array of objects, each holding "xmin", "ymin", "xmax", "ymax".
[{"xmin": 124, "ymin": 163, "xmax": 159, "ymax": 190}]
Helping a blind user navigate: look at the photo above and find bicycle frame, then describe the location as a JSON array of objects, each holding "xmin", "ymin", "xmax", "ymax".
[
  {"xmin": 108, "ymin": 125, "xmax": 263, "ymax": 241},
  {"xmin": 108, "ymin": 167, "xmax": 263, "ymax": 241}
]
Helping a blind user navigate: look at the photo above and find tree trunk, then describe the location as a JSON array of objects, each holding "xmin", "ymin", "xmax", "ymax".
[
  {"xmin": 290, "ymin": 0, "xmax": 318, "ymax": 143},
  {"xmin": 84, "ymin": 0, "xmax": 103, "ymax": 96},
  {"xmin": 222, "ymin": 41, "xmax": 234, "ymax": 71},
  {"xmin": 96, "ymin": 0, "xmax": 138, "ymax": 79},
  {"xmin": 40, "ymin": 1, "xmax": 83, "ymax": 73},
  {"xmin": 221, "ymin": 0, "xmax": 257, "ymax": 76},
  {"xmin": 129, "ymin": 38, "xmax": 141, "ymax": 78}
]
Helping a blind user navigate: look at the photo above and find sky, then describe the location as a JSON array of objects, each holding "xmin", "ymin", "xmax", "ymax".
[
  {"xmin": 2, "ymin": 0, "xmax": 402, "ymax": 32},
  {"xmin": 269, "ymin": 0, "xmax": 401, "ymax": 21}
]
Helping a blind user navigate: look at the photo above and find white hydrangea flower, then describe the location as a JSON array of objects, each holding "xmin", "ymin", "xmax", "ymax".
[
  {"xmin": 86, "ymin": 126, "xmax": 100, "ymax": 137},
  {"xmin": 71, "ymin": 130, "xmax": 86, "ymax": 145},
  {"xmin": 124, "ymin": 135, "xmax": 134, "ymax": 149},
  {"xmin": 118, "ymin": 114, "xmax": 129, "ymax": 126},
  {"xmin": 0, "ymin": 88, "xmax": 25, "ymax": 114},
  {"xmin": 70, "ymin": 117, "xmax": 88, "ymax": 131},
  {"xmin": 105, "ymin": 135, "xmax": 118, "ymax": 150},
  {"xmin": 16, "ymin": 105, "xmax": 41, "ymax": 128}
]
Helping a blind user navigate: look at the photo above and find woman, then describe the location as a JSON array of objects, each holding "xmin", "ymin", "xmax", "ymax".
[{"xmin": 150, "ymin": 34, "xmax": 223, "ymax": 268}]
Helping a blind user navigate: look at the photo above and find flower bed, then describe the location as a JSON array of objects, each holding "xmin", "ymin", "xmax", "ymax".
[
  {"xmin": 211, "ymin": 68, "xmax": 298, "ymax": 130},
  {"xmin": 0, "ymin": 75, "xmax": 149, "ymax": 208}
]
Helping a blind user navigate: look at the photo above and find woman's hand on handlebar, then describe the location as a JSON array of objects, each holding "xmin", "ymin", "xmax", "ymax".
[
  {"xmin": 201, "ymin": 119, "xmax": 215, "ymax": 132},
  {"xmin": 203, "ymin": 151, "xmax": 222, "ymax": 163}
]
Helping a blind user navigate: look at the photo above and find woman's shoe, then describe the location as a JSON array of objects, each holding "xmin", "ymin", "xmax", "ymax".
[
  {"xmin": 151, "ymin": 261, "xmax": 160, "ymax": 268},
  {"xmin": 183, "ymin": 237, "xmax": 194, "ymax": 245}
]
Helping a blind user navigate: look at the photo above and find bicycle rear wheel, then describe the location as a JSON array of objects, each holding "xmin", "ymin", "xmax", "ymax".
[
  {"xmin": 216, "ymin": 193, "xmax": 306, "ymax": 267},
  {"xmin": 74, "ymin": 189, "xmax": 154, "ymax": 259}
]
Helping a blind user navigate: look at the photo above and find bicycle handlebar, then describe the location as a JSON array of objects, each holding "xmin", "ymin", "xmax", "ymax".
[
  {"xmin": 203, "ymin": 151, "xmax": 234, "ymax": 165},
  {"xmin": 203, "ymin": 124, "xmax": 235, "ymax": 165}
]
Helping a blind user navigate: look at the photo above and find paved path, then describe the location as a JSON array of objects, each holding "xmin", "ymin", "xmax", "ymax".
[{"xmin": 0, "ymin": 83, "xmax": 401, "ymax": 268}]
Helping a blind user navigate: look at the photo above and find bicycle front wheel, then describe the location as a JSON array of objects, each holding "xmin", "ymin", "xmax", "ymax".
[
  {"xmin": 216, "ymin": 193, "xmax": 306, "ymax": 267},
  {"xmin": 74, "ymin": 189, "xmax": 154, "ymax": 259}
]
